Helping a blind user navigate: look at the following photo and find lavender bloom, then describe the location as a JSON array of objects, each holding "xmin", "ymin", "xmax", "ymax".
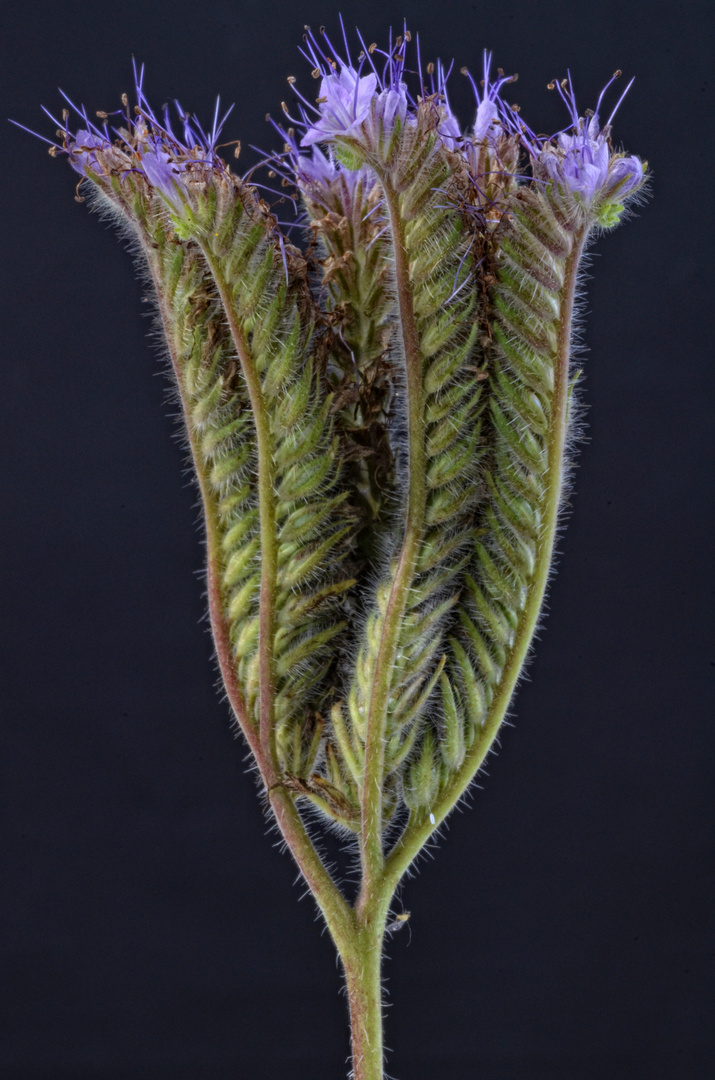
[
  {"xmin": 294, "ymin": 144, "xmax": 341, "ymax": 185},
  {"xmin": 431, "ymin": 61, "xmax": 462, "ymax": 151},
  {"xmin": 278, "ymin": 130, "xmax": 375, "ymax": 216},
  {"xmin": 539, "ymin": 114, "xmax": 611, "ymax": 200},
  {"xmin": 438, "ymin": 107, "xmax": 462, "ymax": 150},
  {"xmin": 520, "ymin": 71, "xmax": 644, "ymax": 207},
  {"xmin": 136, "ymin": 143, "xmax": 186, "ymax": 207},
  {"xmin": 23, "ymin": 63, "xmax": 233, "ymax": 214},
  {"xmin": 601, "ymin": 153, "xmax": 644, "ymax": 199},
  {"xmin": 290, "ymin": 23, "xmax": 413, "ymax": 157},
  {"xmin": 373, "ymin": 82, "xmax": 408, "ymax": 133},
  {"xmin": 475, "ymin": 97, "xmax": 499, "ymax": 141},
  {"xmin": 462, "ymin": 53, "xmax": 516, "ymax": 143},
  {"xmin": 300, "ymin": 67, "xmax": 377, "ymax": 147},
  {"xmin": 68, "ymin": 128, "xmax": 110, "ymax": 174}
]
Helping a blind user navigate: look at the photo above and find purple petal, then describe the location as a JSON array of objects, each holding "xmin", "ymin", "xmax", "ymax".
[{"xmin": 474, "ymin": 98, "xmax": 498, "ymax": 141}]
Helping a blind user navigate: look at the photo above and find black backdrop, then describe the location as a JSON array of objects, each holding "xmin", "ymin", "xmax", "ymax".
[{"xmin": 2, "ymin": 0, "xmax": 713, "ymax": 1076}]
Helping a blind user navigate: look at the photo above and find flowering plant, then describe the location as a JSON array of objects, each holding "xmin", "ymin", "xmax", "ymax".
[{"xmin": 19, "ymin": 19, "xmax": 646, "ymax": 1078}]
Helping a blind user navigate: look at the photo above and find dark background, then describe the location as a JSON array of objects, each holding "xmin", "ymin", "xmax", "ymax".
[{"xmin": 2, "ymin": 0, "xmax": 713, "ymax": 1076}]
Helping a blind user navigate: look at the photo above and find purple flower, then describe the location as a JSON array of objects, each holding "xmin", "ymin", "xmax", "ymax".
[
  {"xmin": 462, "ymin": 53, "xmax": 515, "ymax": 143},
  {"xmin": 23, "ymin": 61, "xmax": 234, "ymax": 213},
  {"xmin": 294, "ymin": 144, "xmax": 341, "ymax": 185},
  {"xmin": 68, "ymin": 128, "xmax": 110, "ymax": 174},
  {"xmin": 522, "ymin": 71, "xmax": 644, "ymax": 205},
  {"xmin": 438, "ymin": 108, "xmax": 462, "ymax": 150},
  {"xmin": 290, "ymin": 22, "xmax": 413, "ymax": 155},
  {"xmin": 474, "ymin": 97, "xmax": 499, "ymax": 141},
  {"xmin": 301, "ymin": 67, "xmax": 378, "ymax": 147},
  {"xmin": 430, "ymin": 61, "xmax": 462, "ymax": 151},
  {"xmin": 601, "ymin": 153, "xmax": 644, "ymax": 198},
  {"xmin": 539, "ymin": 115, "xmax": 611, "ymax": 201},
  {"xmin": 373, "ymin": 83, "xmax": 408, "ymax": 132},
  {"xmin": 136, "ymin": 143, "xmax": 186, "ymax": 207},
  {"xmin": 283, "ymin": 135, "xmax": 376, "ymax": 211}
]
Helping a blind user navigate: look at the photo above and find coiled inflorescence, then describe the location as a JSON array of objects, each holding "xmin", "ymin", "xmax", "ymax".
[
  {"xmin": 21, "ymin": 26, "xmax": 648, "ymax": 1077},
  {"xmin": 25, "ymin": 20, "xmax": 645, "ymax": 857}
]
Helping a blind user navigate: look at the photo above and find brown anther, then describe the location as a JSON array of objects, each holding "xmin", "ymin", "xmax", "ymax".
[
  {"xmin": 396, "ymin": 35, "xmax": 402, "ymax": 47},
  {"xmin": 561, "ymin": 79, "xmax": 568, "ymax": 89},
  {"xmin": 134, "ymin": 105, "xmax": 141, "ymax": 114},
  {"xmin": 48, "ymin": 146, "xmax": 58, "ymax": 157},
  {"xmin": 459, "ymin": 66, "xmax": 468, "ymax": 75},
  {"xmin": 319, "ymin": 25, "xmax": 326, "ymax": 33},
  {"xmin": 96, "ymin": 110, "xmax": 108, "ymax": 119},
  {"xmin": 287, "ymin": 76, "xmax": 296, "ymax": 84},
  {"xmin": 428, "ymin": 62, "xmax": 435, "ymax": 75},
  {"xmin": 614, "ymin": 69, "xmax": 622, "ymax": 78},
  {"xmin": 234, "ymin": 140, "xmax": 241, "ymax": 159},
  {"xmin": 281, "ymin": 101, "xmax": 290, "ymax": 115},
  {"xmin": 265, "ymin": 113, "xmax": 272, "ymax": 121},
  {"xmin": 316, "ymin": 96, "xmax": 327, "ymax": 104},
  {"xmin": 404, "ymin": 30, "xmax": 412, "ymax": 42},
  {"xmin": 395, "ymin": 53, "xmax": 405, "ymax": 62},
  {"xmin": 369, "ymin": 43, "xmax": 377, "ymax": 54},
  {"xmin": 268, "ymin": 169, "xmax": 276, "ymax": 177},
  {"xmin": 281, "ymin": 177, "xmax": 290, "ymax": 187},
  {"xmin": 311, "ymin": 67, "xmax": 320, "ymax": 79},
  {"xmin": 547, "ymin": 81, "xmax": 556, "ymax": 90},
  {"xmin": 497, "ymin": 67, "xmax": 505, "ymax": 77},
  {"xmin": 121, "ymin": 93, "xmax": 129, "ymax": 107},
  {"xmin": 62, "ymin": 109, "xmax": 69, "ymax": 121}
]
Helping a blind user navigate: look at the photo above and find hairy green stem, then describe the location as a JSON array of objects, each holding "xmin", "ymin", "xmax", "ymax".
[
  {"xmin": 358, "ymin": 177, "xmax": 427, "ymax": 903},
  {"xmin": 143, "ymin": 242, "xmax": 256, "ymax": 753},
  {"xmin": 383, "ymin": 224, "xmax": 589, "ymax": 894},
  {"xmin": 200, "ymin": 247, "xmax": 278, "ymax": 768},
  {"xmin": 343, "ymin": 926, "xmax": 386, "ymax": 1080},
  {"xmin": 197, "ymin": 246, "xmax": 354, "ymax": 947}
]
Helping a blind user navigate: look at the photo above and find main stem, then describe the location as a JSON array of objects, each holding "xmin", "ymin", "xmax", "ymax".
[
  {"xmin": 359, "ymin": 176, "xmax": 427, "ymax": 900},
  {"xmin": 348, "ymin": 173, "xmax": 427, "ymax": 1080},
  {"xmin": 343, "ymin": 927, "xmax": 387, "ymax": 1080}
]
